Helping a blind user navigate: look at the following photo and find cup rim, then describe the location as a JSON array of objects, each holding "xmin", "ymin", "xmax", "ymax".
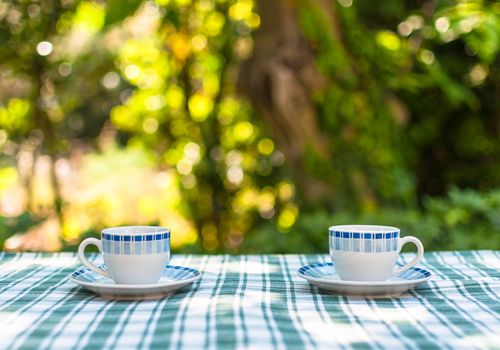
[
  {"xmin": 329, "ymin": 225, "xmax": 400, "ymax": 233},
  {"xmin": 101, "ymin": 226, "xmax": 169, "ymax": 235}
]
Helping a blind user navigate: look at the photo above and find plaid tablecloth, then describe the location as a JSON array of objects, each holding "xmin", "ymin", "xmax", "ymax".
[{"xmin": 0, "ymin": 251, "xmax": 499, "ymax": 349}]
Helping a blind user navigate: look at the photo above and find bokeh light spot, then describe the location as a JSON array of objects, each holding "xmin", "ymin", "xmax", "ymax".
[
  {"xmin": 36, "ymin": 41, "xmax": 53, "ymax": 56},
  {"xmin": 469, "ymin": 64, "xmax": 488, "ymax": 86},
  {"xmin": 205, "ymin": 12, "xmax": 225, "ymax": 36},
  {"xmin": 258, "ymin": 190, "xmax": 275, "ymax": 215},
  {"xmin": 58, "ymin": 63, "xmax": 72, "ymax": 77},
  {"xmin": 246, "ymin": 13, "xmax": 260, "ymax": 28},
  {"xmin": 145, "ymin": 95, "xmax": 165, "ymax": 111},
  {"xmin": 277, "ymin": 206, "xmax": 298, "ymax": 231},
  {"xmin": 166, "ymin": 86, "xmax": 185, "ymax": 110},
  {"xmin": 102, "ymin": 72, "xmax": 120, "ymax": 89},
  {"xmin": 435, "ymin": 17, "xmax": 450, "ymax": 33},
  {"xmin": 227, "ymin": 166, "xmax": 244, "ymax": 185},
  {"xmin": 188, "ymin": 94, "xmax": 214, "ymax": 122},
  {"xmin": 337, "ymin": 0, "xmax": 353, "ymax": 8},
  {"xmin": 226, "ymin": 150, "xmax": 242, "ymax": 166},
  {"xmin": 125, "ymin": 64, "xmax": 141, "ymax": 80},
  {"xmin": 143, "ymin": 118, "xmax": 159, "ymax": 134},
  {"xmin": 376, "ymin": 31, "xmax": 401, "ymax": 51},
  {"xmin": 177, "ymin": 159, "xmax": 193, "ymax": 175},
  {"xmin": 278, "ymin": 182, "xmax": 295, "ymax": 201},
  {"xmin": 191, "ymin": 34, "xmax": 207, "ymax": 52},
  {"xmin": 258, "ymin": 138, "xmax": 274, "ymax": 155},
  {"xmin": 184, "ymin": 142, "xmax": 201, "ymax": 163},
  {"xmin": 397, "ymin": 22, "xmax": 412, "ymax": 37},
  {"xmin": 234, "ymin": 121, "xmax": 254, "ymax": 142},
  {"xmin": 419, "ymin": 49, "xmax": 435, "ymax": 65},
  {"xmin": 229, "ymin": 1, "xmax": 252, "ymax": 21}
]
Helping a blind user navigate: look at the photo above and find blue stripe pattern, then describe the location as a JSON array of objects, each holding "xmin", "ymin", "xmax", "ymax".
[
  {"xmin": 298, "ymin": 262, "xmax": 431, "ymax": 280},
  {"xmin": 102, "ymin": 232, "xmax": 170, "ymax": 241},
  {"xmin": 329, "ymin": 231, "xmax": 398, "ymax": 239},
  {"xmin": 101, "ymin": 231, "xmax": 170, "ymax": 255},
  {"xmin": 329, "ymin": 230, "xmax": 399, "ymax": 253},
  {"xmin": 71, "ymin": 264, "xmax": 199, "ymax": 282}
]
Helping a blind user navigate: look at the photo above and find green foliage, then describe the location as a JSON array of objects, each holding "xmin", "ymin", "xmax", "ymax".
[
  {"xmin": 244, "ymin": 188, "xmax": 500, "ymax": 253},
  {"xmin": 295, "ymin": 0, "xmax": 500, "ymax": 210},
  {"xmin": 0, "ymin": 213, "xmax": 41, "ymax": 249},
  {"xmin": 104, "ymin": 0, "xmax": 292, "ymax": 252},
  {"xmin": 0, "ymin": 0, "xmax": 498, "ymax": 252},
  {"xmin": 105, "ymin": 0, "xmax": 143, "ymax": 27}
]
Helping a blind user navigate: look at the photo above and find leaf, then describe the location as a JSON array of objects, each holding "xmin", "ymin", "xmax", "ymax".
[{"xmin": 104, "ymin": 0, "xmax": 144, "ymax": 28}]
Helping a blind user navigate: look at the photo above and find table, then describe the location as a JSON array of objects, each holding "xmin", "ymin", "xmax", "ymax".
[{"xmin": 0, "ymin": 251, "xmax": 499, "ymax": 349}]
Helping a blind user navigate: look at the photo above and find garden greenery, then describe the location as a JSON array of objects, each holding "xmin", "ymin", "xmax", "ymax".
[{"xmin": 0, "ymin": 0, "xmax": 498, "ymax": 252}]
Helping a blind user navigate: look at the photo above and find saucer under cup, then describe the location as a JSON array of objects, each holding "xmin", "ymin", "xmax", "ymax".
[
  {"xmin": 70, "ymin": 264, "xmax": 201, "ymax": 300},
  {"xmin": 78, "ymin": 226, "xmax": 170, "ymax": 285},
  {"xmin": 329, "ymin": 225, "xmax": 424, "ymax": 282},
  {"xmin": 298, "ymin": 262, "xmax": 431, "ymax": 297}
]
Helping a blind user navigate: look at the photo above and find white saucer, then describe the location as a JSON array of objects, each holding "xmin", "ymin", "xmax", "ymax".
[
  {"xmin": 69, "ymin": 264, "xmax": 201, "ymax": 300},
  {"xmin": 298, "ymin": 262, "xmax": 431, "ymax": 297}
]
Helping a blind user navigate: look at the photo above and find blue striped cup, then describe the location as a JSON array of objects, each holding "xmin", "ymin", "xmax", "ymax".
[
  {"xmin": 329, "ymin": 225, "xmax": 424, "ymax": 281},
  {"xmin": 78, "ymin": 226, "xmax": 170, "ymax": 284}
]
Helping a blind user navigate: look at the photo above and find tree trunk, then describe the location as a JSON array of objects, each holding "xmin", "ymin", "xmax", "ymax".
[{"xmin": 238, "ymin": 0, "xmax": 333, "ymax": 203}]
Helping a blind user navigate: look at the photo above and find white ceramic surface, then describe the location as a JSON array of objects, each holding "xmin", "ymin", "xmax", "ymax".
[
  {"xmin": 298, "ymin": 262, "xmax": 431, "ymax": 298},
  {"xmin": 78, "ymin": 226, "xmax": 170, "ymax": 284},
  {"xmin": 69, "ymin": 264, "xmax": 201, "ymax": 300},
  {"xmin": 329, "ymin": 225, "xmax": 424, "ymax": 281}
]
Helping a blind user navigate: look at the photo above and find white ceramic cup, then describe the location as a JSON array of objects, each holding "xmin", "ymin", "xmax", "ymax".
[
  {"xmin": 329, "ymin": 225, "xmax": 424, "ymax": 281},
  {"xmin": 78, "ymin": 226, "xmax": 170, "ymax": 285}
]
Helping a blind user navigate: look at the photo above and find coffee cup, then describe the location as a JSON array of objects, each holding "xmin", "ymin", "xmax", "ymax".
[
  {"xmin": 329, "ymin": 225, "xmax": 424, "ymax": 281},
  {"xmin": 78, "ymin": 226, "xmax": 170, "ymax": 285}
]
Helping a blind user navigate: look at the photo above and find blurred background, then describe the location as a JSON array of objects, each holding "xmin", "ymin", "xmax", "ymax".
[{"xmin": 0, "ymin": 0, "xmax": 499, "ymax": 254}]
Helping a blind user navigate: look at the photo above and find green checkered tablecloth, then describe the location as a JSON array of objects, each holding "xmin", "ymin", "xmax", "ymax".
[{"xmin": 0, "ymin": 251, "xmax": 499, "ymax": 349}]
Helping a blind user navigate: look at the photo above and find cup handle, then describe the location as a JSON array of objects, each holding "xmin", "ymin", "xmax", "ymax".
[
  {"xmin": 390, "ymin": 236, "xmax": 424, "ymax": 277},
  {"xmin": 77, "ymin": 238, "xmax": 110, "ymax": 278}
]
